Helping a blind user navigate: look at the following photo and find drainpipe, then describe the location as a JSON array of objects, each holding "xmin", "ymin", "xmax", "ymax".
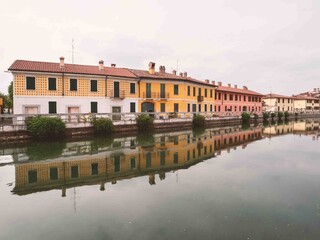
[
  {"xmin": 105, "ymin": 76, "xmax": 108, "ymax": 97},
  {"xmin": 62, "ymin": 73, "xmax": 65, "ymax": 96}
]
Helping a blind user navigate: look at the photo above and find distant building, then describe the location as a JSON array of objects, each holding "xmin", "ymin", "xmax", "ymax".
[
  {"xmin": 298, "ymin": 88, "xmax": 320, "ymax": 99},
  {"xmin": 263, "ymin": 93, "xmax": 295, "ymax": 112},
  {"xmin": 293, "ymin": 95, "xmax": 320, "ymax": 112},
  {"xmin": 214, "ymin": 82, "xmax": 263, "ymax": 116},
  {"xmin": 0, "ymin": 97, "xmax": 3, "ymax": 113}
]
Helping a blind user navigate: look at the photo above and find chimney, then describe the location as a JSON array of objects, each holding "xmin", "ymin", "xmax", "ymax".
[
  {"xmin": 228, "ymin": 83, "xmax": 231, "ymax": 87},
  {"xmin": 234, "ymin": 84, "xmax": 237, "ymax": 88},
  {"xmin": 99, "ymin": 60, "xmax": 104, "ymax": 70},
  {"xmin": 159, "ymin": 65, "xmax": 166, "ymax": 73},
  {"xmin": 111, "ymin": 63, "xmax": 116, "ymax": 68},
  {"xmin": 179, "ymin": 72, "xmax": 183, "ymax": 77},
  {"xmin": 218, "ymin": 81, "xmax": 222, "ymax": 86},
  {"xmin": 183, "ymin": 72, "xmax": 187, "ymax": 77},
  {"xmin": 148, "ymin": 62, "xmax": 155, "ymax": 74},
  {"xmin": 172, "ymin": 69, "xmax": 177, "ymax": 75},
  {"xmin": 243, "ymin": 86, "xmax": 248, "ymax": 90},
  {"xmin": 211, "ymin": 81, "xmax": 215, "ymax": 85},
  {"xmin": 205, "ymin": 79, "xmax": 209, "ymax": 83},
  {"xmin": 59, "ymin": 56, "xmax": 65, "ymax": 68}
]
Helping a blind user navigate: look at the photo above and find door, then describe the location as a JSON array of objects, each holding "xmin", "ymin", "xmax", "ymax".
[
  {"xmin": 141, "ymin": 102, "xmax": 154, "ymax": 112},
  {"xmin": 68, "ymin": 107, "xmax": 80, "ymax": 122},
  {"xmin": 112, "ymin": 106, "xmax": 121, "ymax": 121},
  {"xmin": 160, "ymin": 84, "xmax": 165, "ymax": 98},
  {"xmin": 114, "ymin": 82, "xmax": 120, "ymax": 98},
  {"xmin": 146, "ymin": 83, "xmax": 151, "ymax": 98}
]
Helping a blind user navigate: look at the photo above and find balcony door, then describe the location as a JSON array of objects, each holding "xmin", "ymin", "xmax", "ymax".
[
  {"xmin": 146, "ymin": 83, "xmax": 151, "ymax": 98},
  {"xmin": 114, "ymin": 82, "xmax": 120, "ymax": 98},
  {"xmin": 160, "ymin": 84, "xmax": 165, "ymax": 98}
]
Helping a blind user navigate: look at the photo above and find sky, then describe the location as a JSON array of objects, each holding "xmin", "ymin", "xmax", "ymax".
[{"xmin": 0, "ymin": 0, "xmax": 319, "ymax": 95}]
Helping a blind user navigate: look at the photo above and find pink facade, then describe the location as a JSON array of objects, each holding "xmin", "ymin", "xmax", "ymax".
[{"xmin": 214, "ymin": 82, "xmax": 263, "ymax": 116}]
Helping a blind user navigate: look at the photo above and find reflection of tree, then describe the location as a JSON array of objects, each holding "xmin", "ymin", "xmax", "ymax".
[
  {"xmin": 159, "ymin": 172, "xmax": 166, "ymax": 180},
  {"xmin": 137, "ymin": 133, "xmax": 155, "ymax": 148},
  {"xmin": 192, "ymin": 127, "xmax": 205, "ymax": 137},
  {"xmin": 90, "ymin": 136, "xmax": 114, "ymax": 152},
  {"xmin": 26, "ymin": 141, "xmax": 66, "ymax": 161},
  {"xmin": 241, "ymin": 123, "xmax": 250, "ymax": 130},
  {"xmin": 149, "ymin": 173, "xmax": 156, "ymax": 185}
]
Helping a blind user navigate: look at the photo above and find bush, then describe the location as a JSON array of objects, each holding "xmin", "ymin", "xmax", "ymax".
[
  {"xmin": 284, "ymin": 111, "xmax": 290, "ymax": 120},
  {"xmin": 263, "ymin": 112, "xmax": 269, "ymax": 121},
  {"xmin": 192, "ymin": 114, "xmax": 205, "ymax": 128},
  {"xmin": 277, "ymin": 111, "xmax": 284, "ymax": 120},
  {"xmin": 241, "ymin": 112, "xmax": 251, "ymax": 123},
  {"xmin": 26, "ymin": 116, "xmax": 66, "ymax": 138},
  {"xmin": 92, "ymin": 117, "xmax": 114, "ymax": 134},
  {"xmin": 136, "ymin": 114, "xmax": 154, "ymax": 132}
]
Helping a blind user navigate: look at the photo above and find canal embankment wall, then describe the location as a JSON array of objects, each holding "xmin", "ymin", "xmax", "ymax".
[{"xmin": 0, "ymin": 113, "xmax": 319, "ymax": 144}]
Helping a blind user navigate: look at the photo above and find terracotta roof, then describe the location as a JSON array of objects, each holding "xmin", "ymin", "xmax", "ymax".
[
  {"xmin": 8, "ymin": 60, "xmax": 137, "ymax": 78},
  {"xmin": 263, "ymin": 93, "xmax": 295, "ymax": 99},
  {"xmin": 216, "ymin": 85, "xmax": 263, "ymax": 96},
  {"xmin": 293, "ymin": 95, "xmax": 319, "ymax": 100},
  {"xmin": 127, "ymin": 69, "xmax": 216, "ymax": 87}
]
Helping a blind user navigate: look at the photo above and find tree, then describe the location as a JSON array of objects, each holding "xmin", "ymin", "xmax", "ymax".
[{"xmin": 7, "ymin": 81, "xmax": 13, "ymax": 113}]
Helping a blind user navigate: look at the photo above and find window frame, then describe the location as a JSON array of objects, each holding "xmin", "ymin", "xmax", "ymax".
[
  {"xmin": 26, "ymin": 76, "xmax": 36, "ymax": 90},
  {"xmin": 48, "ymin": 77, "xmax": 57, "ymax": 91},
  {"xmin": 90, "ymin": 79, "xmax": 98, "ymax": 92},
  {"xmin": 70, "ymin": 79, "xmax": 78, "ymax": 91}
]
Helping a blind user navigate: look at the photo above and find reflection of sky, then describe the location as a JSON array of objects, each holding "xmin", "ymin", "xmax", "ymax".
[{"xmin": 1, "ymin": 134, "xmax": 320, "ymax": 239}]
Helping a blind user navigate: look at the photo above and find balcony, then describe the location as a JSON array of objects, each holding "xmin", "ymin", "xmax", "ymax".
[
  {"xmin": 158, "ymin": 92, "xmax": 170, "ymax": 99},
  {"xmin": 109, "ymin": 90, "xmax": 125, "ymax": 99},
  {"xmin": 143, "ymin": 92, "xmax": 157, "ymax": 99},
  {"xmin": 197, "ymin": 96, "xmax": 204, "ymax": 102}
]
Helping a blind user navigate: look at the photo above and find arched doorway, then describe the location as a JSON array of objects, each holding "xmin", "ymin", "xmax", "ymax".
[
  {"xmin": 243, "ymin": 106, "xmax": 247, "ymax": 112},
  {"xmin": 141, "ymin": 102, "xmax": 154, "ymax": 112}
]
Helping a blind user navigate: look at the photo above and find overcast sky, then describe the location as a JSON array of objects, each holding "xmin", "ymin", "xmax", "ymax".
[{"xmin": 0, "ymin": 0, "xmax": 319, "ymax": 95}]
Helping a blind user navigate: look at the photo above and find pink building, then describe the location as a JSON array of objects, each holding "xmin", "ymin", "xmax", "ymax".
[{"xmin": 214, "ymin": 82, "xmax": 263, "ymax": 116}]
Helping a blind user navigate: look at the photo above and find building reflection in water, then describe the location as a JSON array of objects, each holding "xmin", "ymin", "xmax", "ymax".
[{"xmin": 9, "ymin": 119, "xmax": 319, "ymax": 196}]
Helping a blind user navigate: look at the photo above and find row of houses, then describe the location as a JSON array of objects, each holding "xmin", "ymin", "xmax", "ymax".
[
  {"xmin": 7, "ymin": 57, "xmax": 319, "ymax": 117},
  {"xmin": 8, "ymin": 57, "xmax": 263, "ymax": 117}
]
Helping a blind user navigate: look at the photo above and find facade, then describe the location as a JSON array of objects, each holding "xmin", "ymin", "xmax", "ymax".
[
  {"xmin": 214, "ymin": 82, "xmax": 263, "ymax": 116},
  {"xmin": 0, "ymin": 97, "xmax": 3, "ymax": 113},
  {"xmin": 293, "ymin": 95, "xmax": 320, "ymax": 112},
  {"xmin": 128, "ymin": 63, "xmax": 216, "ymax": 115},
  {"xmin": 9, "ymin": 58, "xmax": 140, "ymax": 115},
  {"xmin": 263, "ymin": 93, "xmax": 295, "ymax": 112}
]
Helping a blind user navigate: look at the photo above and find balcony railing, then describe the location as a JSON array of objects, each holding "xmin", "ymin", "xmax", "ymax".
[
  {"xmin": 142, "ymin": 92, "xmax": 170, "ymax": 99},
  {"xmin": 109, "ymin": 90, "xmax": 125, "ymax": 99},
  {"xmin": 197, "ymin": 96, "xmax": 204, "ymax": 102},
  {"xmin": 143, "ymin": 92, "xmax": 157, "ymax": 99}
]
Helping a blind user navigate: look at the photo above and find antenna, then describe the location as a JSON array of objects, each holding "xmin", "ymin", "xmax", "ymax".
[{"xmin": 72, "ymin": 38, "xmax": 74, "ymax": 64}]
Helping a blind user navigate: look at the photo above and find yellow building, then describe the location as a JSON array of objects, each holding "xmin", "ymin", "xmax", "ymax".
[
  {"xmin": 263, "ymin": 93, "xmax": 295, "ymax": 113},
  {"xmin": 0, "ymin": 97, "xmax": 3, "ymax": 113},
  {"xmin": 129, "ymin": 63, "xmax": 216, "ymax": 115}
]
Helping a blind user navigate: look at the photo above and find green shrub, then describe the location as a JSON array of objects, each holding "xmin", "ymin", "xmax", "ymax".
[
  {"xmin": 271, "ymin": 112, "xmax": 276, "ymax": 121},
  {"xmin": 284, "ymin": 111, "xmax": 290, "ymax": 120},
  {"xmin": 92, "ymin": 117, "xmax": 114, "ymax": 134},
  {"xmin": 277, "ymin": 111, "xmax": 284, "ymax": 120},
  {"xmin": 136, "ymin": 114, "xmax": 154, "ymax": 132},
  {"xmin": 241, "ymin": 112, "xmax": 251, "ymax": 123},
  {"xmin": 26, "ymin": 116, "xmax": 66, "ymax": 138},
  {"xmin": 192, "ymin": 114, "xmax": 205, "ymax": 128},
  {"xmin": 263, "ymin": 112, "xmax": 269, "ymax": 121}
]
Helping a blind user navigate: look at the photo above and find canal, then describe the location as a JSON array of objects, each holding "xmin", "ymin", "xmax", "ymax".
[{"xmin": 0, "ymin": 119, "xmax": 319, "ymax": 240}]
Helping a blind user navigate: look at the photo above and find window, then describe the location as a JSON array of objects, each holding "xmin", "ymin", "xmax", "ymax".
[
  {"xmin": 235, "ymin": 95, "xmax": 238, "ymax": 101},
  {"xmin": 218, "ymin": 93, "xmax": 221, "ymax": 100},
  {"xmin": 198, "ymin": 104, "xmax": 202, "ymax": 112},
  {"xmin": 130, "ymin": 83, "xmax": 135, "ymax": 94},
  {"xmin": 174, "ymin": 103, "xmax": 179, "ymax": 112},
  {"xmin": 131, "ymin": 158, "xmax": 136, "ymax": 169},
  {"xmin": 205, "ymin": 89, "xmax": 207, "ymax": 97},
  {"xmin": 193, "ymin": 87, "xmax": 196, "ymax": 96},
  {"xmin": 174, "ymin": 85, "xmax": 179, "ymax": 95},
  {"xmin": 161, "ymin": 103, "xmax": 166, "ymax": 112},
  {"xmin": 114, "ymin": 156, "xmax": 120, "ymax": 172},
  {"xmin": 192, "ymin": 104, "xmax": 197, "ymax": 112},
  {"xmin": 230, "ymin": 94, "xmax": 233, "ymax": 101},
  {"xmin": 224, "ymin": 94, "xmax": 227, "ymax": 100},
  {"xmin": 210, "ymin": 104, "xmax": 212, "ymax": 112},
  {"xmin": 70, "ymin": 79, "xmax": 77, "ymax": 91},
  {"xmin": 28, "ymin": 170, "xmax": 37, "ymax": 183},
  {"xmin": 210, "ymin": 89, "xmax": 213, "ymax": 98},
  {"xmin": 91, "ymin": 163, "xmax": 98, "ymax": 175},
  {"xmin": 146, "ymin": 152, "xmax": 152, "ymax": 168},
  {"xmin": 26, "ymin": 76, "xmax": 35, "ymax": 90},
  {"xmin": 248, "ymin": 96, "xmax": 251, "ymax": 102},
  {"xmin": 48, "ymin": 78, "xmax": 56, "ymax": 90},
  {"xmin": 91, "ymin": 102, "xmax": 98, "ymax": 113},
  {"xmin": 71, "ymin": 166, "xmax": 79, "ymax": 178},
  {"xmin": 205, "ymin": 104, "xmax": 207, "ymax": 112},
  {"xmin": 130, "ymin": 102, "xmax": 136, "ymax": 113},
  {"xmin": 187, "ymin": 103, "xmax": 190, "ymax": 112},
  {"xmin": 160, "ymin": 151, "xmax": 166, "ymax": 166},
  {"xmin": 244, "ymin": 96, "xmax": 246, "ymax": 101},
  {"xmin": 90, "ymin": 80, "xmax": 97, "ymax": 92},
  {"xmin": 49, "ymin": 101, "xmax": 57, "ymax": 114},
  {"xmin": 187, "ymin": 86, "xmax": 190, "ymax": 96},
  {"xmin": 174, "ymin": 152, "xmax": 179, "ymax": 164},
  {"xmin": 50, "ymin": 167, "xmax": 58, "ymax": 180}
]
